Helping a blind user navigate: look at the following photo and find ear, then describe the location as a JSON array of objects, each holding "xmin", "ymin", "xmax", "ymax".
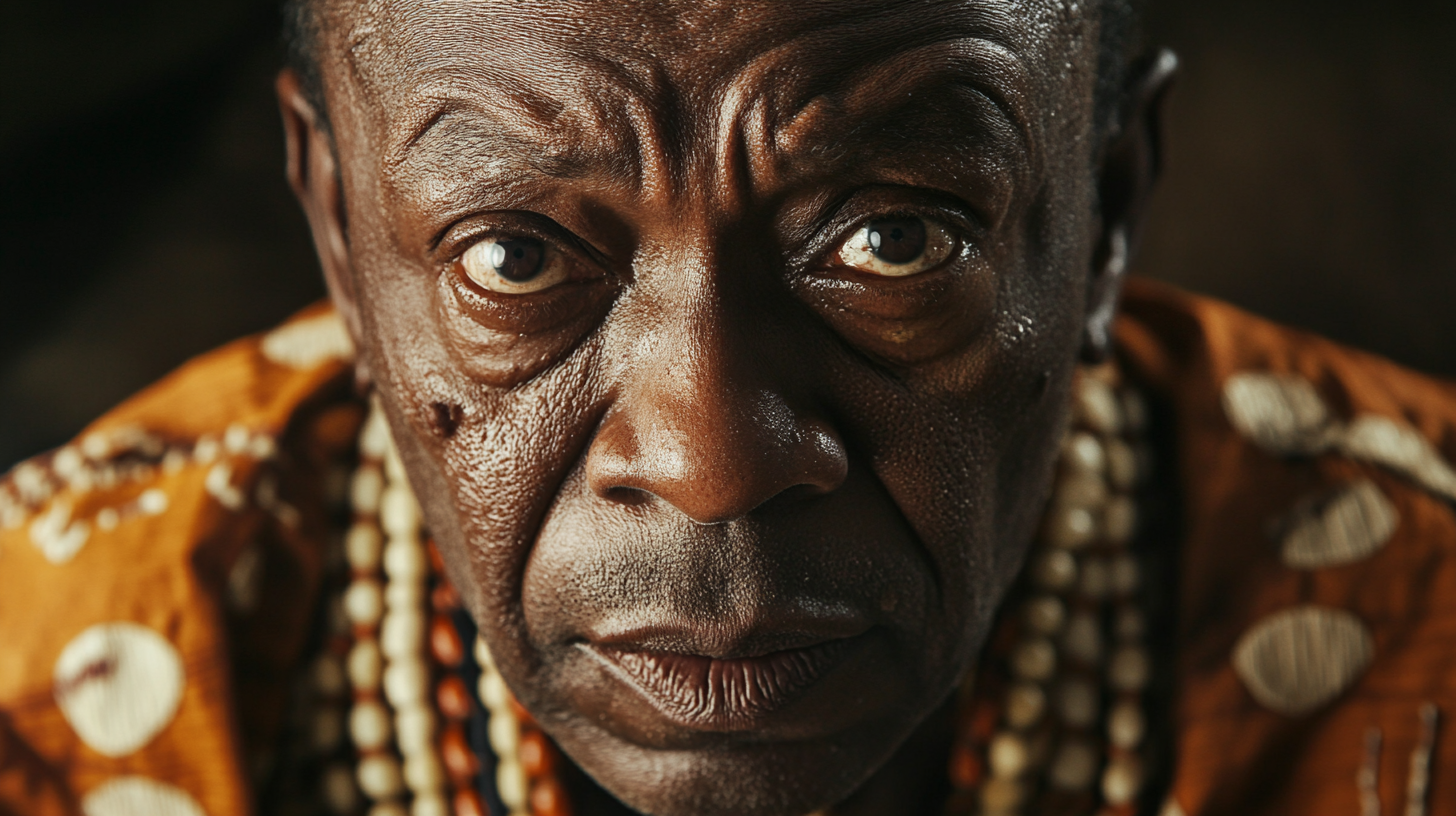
[
  {"xmin": 1081, "ymin": 48, "xmax": 1178, "ymax": 363},
  {"xmin": 277, "ymin": 68, "xmax": 372, "ymax": 389}
]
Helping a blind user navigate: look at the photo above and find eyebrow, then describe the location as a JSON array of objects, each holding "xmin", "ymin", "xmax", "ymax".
[{"xmin": 381, "ymin": 28, "xmax": 1037, "ymax": 206}]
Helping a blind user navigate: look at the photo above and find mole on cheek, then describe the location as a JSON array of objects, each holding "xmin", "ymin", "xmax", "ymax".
[{"xmin": 431, "ymin": 402, "xmax": 464, "ymax": 438}]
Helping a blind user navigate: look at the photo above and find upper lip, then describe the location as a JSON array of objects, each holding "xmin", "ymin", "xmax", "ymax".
[{"xmin": 583, "ymin": 608, "xmax": 871, "ymax": 659}]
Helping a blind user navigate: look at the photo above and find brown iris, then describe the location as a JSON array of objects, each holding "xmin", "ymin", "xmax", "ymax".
[
  {"xmin": 834, "ymin": 215, "xmax": 954, "ymax": 278},
  {"xmin": 461, "ymin": 236, "xmax": 570, "ymax": 294},
  {"xmin": 866, "ymin": 218, "xmax": 927, "ymax": 265}
]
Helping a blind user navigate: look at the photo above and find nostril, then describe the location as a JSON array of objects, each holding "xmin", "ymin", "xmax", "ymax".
[{"xmin": 600, "ymin": 485, "xmax": 654, "ymax": 507}]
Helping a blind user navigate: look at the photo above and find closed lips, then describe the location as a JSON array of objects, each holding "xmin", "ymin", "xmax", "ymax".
[{"xmin": 588, "ymin": 640, "xmax": 853, "ymax": 730}]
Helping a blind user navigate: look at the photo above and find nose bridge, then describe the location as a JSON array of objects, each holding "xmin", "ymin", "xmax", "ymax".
[{"xmin": 586, "ymin": 238, "xmax": 847, "ymax": 524}]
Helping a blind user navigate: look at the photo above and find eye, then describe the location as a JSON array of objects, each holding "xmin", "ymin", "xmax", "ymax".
[
  {"xmin": 833, "ymin": 216, "xmax": 955, "ymax": 277},
  {"xmin": 459, "ymin": 237, "xmax": 569, "ymax": 294}
]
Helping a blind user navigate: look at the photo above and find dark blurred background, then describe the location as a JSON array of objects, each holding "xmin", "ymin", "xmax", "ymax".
[{"xmin": 2, "ymin": 1, "xmax": 1454, "ymax": 468}]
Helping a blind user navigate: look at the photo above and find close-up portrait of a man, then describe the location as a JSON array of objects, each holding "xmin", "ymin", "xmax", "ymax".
[{"xmin": 1, "ymin": 1, "xmax": 1454, "ymax": 815}]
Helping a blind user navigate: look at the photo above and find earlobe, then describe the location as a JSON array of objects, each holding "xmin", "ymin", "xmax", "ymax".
[
  {"xmin": 1081, "ymin": 49, "xmax": 1179, "ymax": 364},
  {"xmin": 276, "ymin": 68, "xmax": 371, "ymax": 390}
]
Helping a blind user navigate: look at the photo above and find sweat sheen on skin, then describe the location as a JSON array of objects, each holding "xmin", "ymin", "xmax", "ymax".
[{"xmin": 279, "ymin": 1, "xmax": 1173, "ymax": 813}]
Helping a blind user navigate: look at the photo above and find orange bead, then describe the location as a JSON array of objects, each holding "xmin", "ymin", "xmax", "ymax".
[
  {"xmin": 452, "ymin": 787, "xmax": 487, "ymax": 816},
  {"xmin": 518, "ymin": 729, "xmax": 556, "ymax": 778},
  {"xmin": 427, "ymin": 539, "xmax": 447, "ymax": 574},
  {"xmin": 432, "ymin": 581, "xmax": 462, "ymax": 613},
  {"xmin": 436, "ymin": 674, "xmax": 473, "ymax": 721},
  {"xmin": 969, "ymin": 703, "xmax": 999, "ymax": 742},
  {"xmin": 431, "ymin": 614, "xmax": 465, "ymax": 667},
  {"xmin": 440, "ymin": 723, "xmax": 480, "ymax": 784},
  {"xmin": 529, "ymin": 777, "xmax": 573, "ymax": 816},
  {"xmin": 948, "ymin": 743, "xmax": 984, "ymax": 790}
]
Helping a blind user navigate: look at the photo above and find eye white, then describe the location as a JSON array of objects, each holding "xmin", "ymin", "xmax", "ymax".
[
  {"xmin": 834, "ymin": 218, "xmax": 954, "ymax": 278},
  {"xmin": 460, "ymin": 238, "xmax": 568, "ymax": 294}
]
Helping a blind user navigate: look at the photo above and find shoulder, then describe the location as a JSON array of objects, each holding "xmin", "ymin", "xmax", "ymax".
[
  {"xmin": 0, "ymin": 304, "xmax": 357, "ymax": 816},
  {"xmin": 1117, "ymin": 279, "xmax": 1456, "ymax": 816}
]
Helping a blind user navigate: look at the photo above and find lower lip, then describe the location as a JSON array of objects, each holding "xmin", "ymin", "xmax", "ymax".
[{"xmin": 586, "ymin": 639, "xmax": 856, "ymax": 731}]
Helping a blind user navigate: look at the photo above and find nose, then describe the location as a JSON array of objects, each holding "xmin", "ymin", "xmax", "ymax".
[{"xmin": 585, "ymin": 295, "xmax": 848, "ymax": 525}]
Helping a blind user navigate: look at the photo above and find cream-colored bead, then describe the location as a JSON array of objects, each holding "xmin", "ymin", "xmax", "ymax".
[
  {"xmin": 385, "ymin": 579, "xmax": 425, "ymax": 611},
  {"xmin": 346, "ymin": 522, "xmax": 384, "ymax": 572},
  {"xmin": 351, "ymin": 466, "xmax": 384, "ymax": 515},
  {"xmin": 411, "ymin": 793, "xmax": 450, "ymax": 816},
  {"xmin": 322, "ymin": 762, "xmax": 358, "ymax": 814},
  {"xmin": 360, "ymin": 405, "xmax": 391, "ymax": 458},
  {"xmin": 1103, "ymin": 496, "xmax": 1138, "ymax": 544},
  {"xmin": 1105, "ymin": 438, "xmax": 1139, "ymax": 491},
  {"xmin": 403, "ymin": 751, "xmax": 446, "ymax": 792},
  {"xmin": 1005, "ymin": 683, "xmax": 1046, "ymax": 730},
  {"xmin": 383, "ymin": 659, "xmax": 429, "ymax": 708},
  {"xmin": 488, "ymin": 703, "xmax": 522, "ymax": 756},
  {"xmin": 350, "ymin": 700, "xmax": 392, "ymax": 751},
  {"xmin": 312, "ymin": 706, "xmax": 344, "ymax": 751},
  {"xmin": 474, "ymin": 637, "xmax": 497, "ymax": 669},
  {"xmin": 1056, "ymin": 678, "xmax": 1099, "ymax": 729},
  {"xmin": 1061, "ymin": 611, "xmax": 1103, "ymax": 665},
  {"xmin": 1079, "ymin": 557, "xmax": 1111, "ymax": 600},
  {"xmin": 1109, "ymin": 646, "xmax": 1151, "ymax": 692},
  {"xmin": 348, "ymin": 639, "xmax": 383, "ymax": 692},
  {"xmin": 1057, "ymin": 472, "xmax": 1109, "ymax": 510},
  {"xmin": 989, "ymin": 732, "xmax": 1031, "ymax": 778},
  {"xmin": 1110, "ymin": 553, "xmax": 1140, "ymax": 597},
  {"xmin": 1102, "ymin": 755, "xmax": 1144, "ymax": 806},
  {"xmin": 1063, "ymin": 432, "xmax": 1106, "ymax": 475},
  {"xmin": 1048, "ymin": 739, "xmax": 1098, "ymax": 790},
  {"xmin": 1077, "ymin": 377, "xmax": 1123, "ymax": 435},
  {"xmin": 381, "ymin": 487, "xmax": 421, "ymax": 538},
  {"xmin": 396, "ymin": 705, "xmax": 437, "ymax": 757},
  {"xmin": 1011, "ymin": 638, "xmax": 1057, "ymax": 683},
  {"xmin": 1033, "ymin": 550, "xmax": 1078, "ymax": 591},
  {"xmin": 1023, "ymin": 595, "xmax": 1066, "ymax": 636},
  {"xmin": 496, "ymin": 758, "xmax": 528, "ymax": 810},
  {"xmin": 380, "ymin": 608, "xmax": 425, "ymax": 661},
  {"xmin": 479, "ymin": 670, "xmax": 511, "ymax": 711},
  {"xmin": 978, "ymin": 776, "xmax": 1026, "ymax": 814},
  {"xmin": 1108, "ymin": 700, "xmax": 1146, "ymax": 749},
  {"xmin": 383, "ymin": 538, "xmax": 426, "ymax": 583},
  {"xmin": 344, "ymin": 579, "xmax": 385, "ymax": 628},
  {"xmin": 314, "ymin": 654, "xmax": 347, "ymax": 697},
  {"xmin": 1046, "ymin": 506, "xmax": 1096, "ymax": 549},
  {"xmin": 368, "ymin": 802, "xmax": 408, "ymax": 816},
  {"xmin": 357, "ymin": 754, "xmax": 405, "ymax": 799}
]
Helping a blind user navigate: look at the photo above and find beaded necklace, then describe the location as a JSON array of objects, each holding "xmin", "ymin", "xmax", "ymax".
[{"xmin": 327, "ymin": 364, "xmax": 1154, "ymax": 816}]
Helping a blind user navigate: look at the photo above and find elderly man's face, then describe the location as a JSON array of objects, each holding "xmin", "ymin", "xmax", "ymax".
[{"xmin": 283, "ymin": 0, "xmax": 1157, "ymax": 812}]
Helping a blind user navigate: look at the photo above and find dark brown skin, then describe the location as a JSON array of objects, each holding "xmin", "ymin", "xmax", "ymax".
[{"xmin": 278, "ymin": 2, "xmax": 1174, "ymax": 813}]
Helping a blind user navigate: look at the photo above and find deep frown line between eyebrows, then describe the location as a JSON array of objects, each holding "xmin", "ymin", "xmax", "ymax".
[{"xmin": 339, "ymin": 9, "xmax": 1046, "ymax": 237}]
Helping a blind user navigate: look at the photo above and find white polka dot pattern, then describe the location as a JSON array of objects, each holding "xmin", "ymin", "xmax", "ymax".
[
  {"xmin": 81, "ymin": 777, "xmax": 206, "ymax": 816},
  {"xmin": 261, "ymin": 312, "xmax": 354, "ymax": 370},
  {"xmin": 54, "ymin": 622, "xmax": 185, "ymax": 757},
  {"xmin": 1232, "ymin": 606, "xmax": 1374, "ymax": 717}
]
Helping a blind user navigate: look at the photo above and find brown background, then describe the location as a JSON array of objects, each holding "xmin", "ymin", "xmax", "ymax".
[{"xmin": 2, "ymin": 0, "xmax": 1453, "ymax": 468}]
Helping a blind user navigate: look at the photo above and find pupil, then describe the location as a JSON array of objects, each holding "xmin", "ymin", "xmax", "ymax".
[
  {"xmin": 867, "ymin": 217, "xmax": 927, "ymax": 265},
  {"xmin": 490, "ymin": 239, "xmax": 545, "ymax": 282}
]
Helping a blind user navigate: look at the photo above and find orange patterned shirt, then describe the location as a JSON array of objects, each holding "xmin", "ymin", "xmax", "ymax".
[{"xmin": 2, "ymin": 279, "xmax": 1453, "ymax": 815}]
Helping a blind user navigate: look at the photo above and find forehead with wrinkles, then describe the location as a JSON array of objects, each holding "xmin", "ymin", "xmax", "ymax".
[{"xmin": 314, "ymin": 0, "xmax": 1099, "ymax": 204}]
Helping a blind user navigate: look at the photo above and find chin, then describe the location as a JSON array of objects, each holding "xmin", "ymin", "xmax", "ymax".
[{"xmin": 571, "ymin": 731, "xmax": 895, "ymax": 816}]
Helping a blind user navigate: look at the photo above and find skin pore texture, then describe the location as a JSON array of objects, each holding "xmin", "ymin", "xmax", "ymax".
[{"xmin": 277, "ymin": 1, "xmax": 1174, "ymax": 813}]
